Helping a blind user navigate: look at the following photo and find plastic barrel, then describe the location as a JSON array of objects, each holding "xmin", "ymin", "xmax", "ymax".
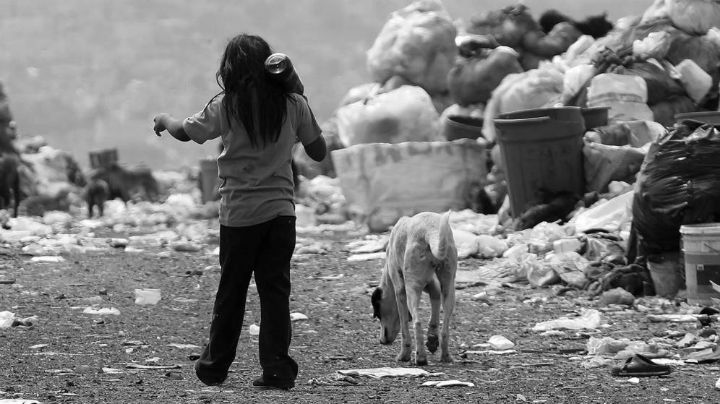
[
  {"xmin": 581, "ymin": 107, "xmax": 610, "ymax": 130},
  {"xmin": 442, "ymin": 115, "xmax": 484, "ymax": 141},
  {"xmin": 199, "ymin": 159, "xmax": 220, "ymax": 203},
  {"xmin": 681, "ymin": 223, "xmax": 720, "ymax": 306},
  {"xmin": 493, "ymin": 107, "xmax": 585, "ymax": 217}
]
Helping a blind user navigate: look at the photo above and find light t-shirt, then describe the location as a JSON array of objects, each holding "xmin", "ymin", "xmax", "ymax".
[{"xmin": 183, "ymin": 93, "xmax": 321, "ymax": 227}]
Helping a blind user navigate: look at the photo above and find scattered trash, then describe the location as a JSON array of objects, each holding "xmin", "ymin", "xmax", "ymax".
[
  {"xmin": 532, "ymin": 309, "xmax": 603, "ymax": 332},
  {"xmin": 421, "ymin": 380, "xmax": 475, "ymax": 388},
  {"xmin": 249, "ymin": 324, "xmax": 260, "ymax": 336},
  {"xmin": 29, "ymin": 344, "xmax": 49, "ymax": 350},
  {"xmin": 0, "ymin": 311, "xmax": 14, "ymax": 328},
  {"xmin": 598, "ymin": 287, "xmax": 635, "ymax": 306},
  {"xmin": 308, "ymin": 373, "xmax": 361, "ymax": 386},
  {"xmin": 347, "ymin": 252, "xmax": 385, "ymax": 262},
  {"xmin": 125, "ymin": 363, "xmax": 181, "ymax": 370},
  {"xmin": 83, "ymin": 307, "xmax": 120, "ymax": 316},
  {"xmin": 290, "ymin": 312, "xmax": 308, "ymax": 322},
  {"xmin": 647, "ymin": 314, "xmax": 708, "ymax": 323},
  {"xmin": 337, "ymin": 367, "xmax": 444, "ymax": 378},
  {"xmin": 488, "ymin": 335, "xmax": 515, "ymax": 350},
  {"xmin": 102, "ymin": 367, "xmax": 124, "ymax": 374},
  {"xmin": 29, "ymin": 256, "xmax": 65, "ymax": 263},
  {"xmin": 134, "ymin": 289, "xmax": 161, "ymax": 305},
  {"xmin": 167, "ymin": 343, "xmax": 200, "ymax": 349}
]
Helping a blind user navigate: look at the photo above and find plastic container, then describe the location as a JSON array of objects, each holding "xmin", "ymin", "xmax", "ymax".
[
  {"xmin": 441, "ymin": 115, "xmax": 484, "ymax": 141},
  {"xmin": 493, "ymin": 107, "xmax": 585, "ymax": 217},
  {"xmin": 680, "ymin": 223, "xmax": 720, "ymax": 306},
  {"xmin": 581, "ymin": 107, "xmax": 610, "ymax": 130},
  {"xmin": 199, "ymin": 159, "xmax": 220, "ymax": 204}
]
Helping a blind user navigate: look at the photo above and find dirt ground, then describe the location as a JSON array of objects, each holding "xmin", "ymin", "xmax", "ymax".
[{"xmin": 1, "ymin": 218, "xmax": 719, "ymax": 404}]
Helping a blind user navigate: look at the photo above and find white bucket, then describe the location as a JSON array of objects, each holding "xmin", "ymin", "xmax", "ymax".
[{"xmin": 680, "ymin": 223, "xmax": 720, "ymax": 306}]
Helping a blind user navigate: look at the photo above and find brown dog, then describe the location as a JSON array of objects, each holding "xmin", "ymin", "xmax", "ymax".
[{"xmin": 371, "ymin": 211, "xmax": 457, "ymax": 365}]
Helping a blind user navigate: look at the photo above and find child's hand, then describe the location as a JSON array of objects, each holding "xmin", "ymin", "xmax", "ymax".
[{"xmin": 153, "ymin": 114, "xmax": 168, "ymax": 136}]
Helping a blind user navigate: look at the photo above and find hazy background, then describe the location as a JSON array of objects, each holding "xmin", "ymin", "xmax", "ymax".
[{"xmin": 1, "ymin": 0, "xmax": 652, "ymax": 170}]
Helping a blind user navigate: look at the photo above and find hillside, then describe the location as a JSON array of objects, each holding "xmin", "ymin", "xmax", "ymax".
[{"xmin": 0, "ymin": 0, "xmax": 651, "ymax": 169}]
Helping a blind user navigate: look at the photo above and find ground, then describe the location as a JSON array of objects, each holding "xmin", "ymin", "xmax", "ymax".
[{"xmin": 0, "ymin": 219, "xmax": 719, "ymax": 404}]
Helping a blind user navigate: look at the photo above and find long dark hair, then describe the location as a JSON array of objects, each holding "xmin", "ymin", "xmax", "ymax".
[{"xmin": 215, "ymin": 34, "xmax": 288, "ymax": 148}]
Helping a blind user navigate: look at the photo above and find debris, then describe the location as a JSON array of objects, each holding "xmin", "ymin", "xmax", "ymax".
[
  {"xmin": 249, "ymin": 324, "xmax": 260, "ymax": 336},
  {"xmin": 30, "ymin": 256, "xmax": 65, "ymax": 263},
  {"xmin": 0, "ymin": 311, "xmax": 14, "ymax": 328},
  {"xmin": 421, "ymin": 380, "xmax": 475, "ymax": 388},
  {"xmin": 167, "ymin": 343, "xmax": 200, "ymax": 349},
  {"xmin": 488, "ymin": 335, "xmax": 515, "ymax": 350},
  {"xmin": 125, "ymin": 363, "xmax": 181, "ymax": 370},
  {"xmin": 337, "ymin": 367, "xmax": 444, "ymax": 378},
  {"xmin": 102, "ymin": 367, "xmax": 124, "ymax": 374},
  {"xmin": 0, "ymin": 278, "xmax": 16, "ymax": 285},
  {"xmin": 134, "ymin": 289, "xmax": 161, "ymax": 305},
  {"xmin": 647, "ymin": 314, "xmax": 708, "ymax": 323},
  {"xmin": 83, "ymin": 307, "xmax": 120, "ymax": 315},
  {"xmin": 347, "ymin": 252, "xmax": 385, "ymax": 262},
  {"xmin": 290, "ymin": 312, "xmax": 308, "ymax": 322},
  {"xmin": 532, "ymin": 309, "xmax": 603, "ymax": 332}
]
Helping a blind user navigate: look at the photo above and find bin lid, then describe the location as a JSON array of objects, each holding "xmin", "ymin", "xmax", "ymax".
[{"xmin": 680, "ymin": 223, "xmax": 720, "ymax": 235}]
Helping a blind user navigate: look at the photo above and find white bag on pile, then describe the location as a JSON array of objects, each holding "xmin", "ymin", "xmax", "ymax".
[
  {"xmin": 482, "ymin": 64, "xmax": 565, "ymax": 142},
  {"xmin": 331, "ymin": 140, "xmax": 487, "ymax": 232},
  {"xmin": 586, "ymin": 73, "xmax": 654, "ymax": 123},
  {"xmin": 366, "ymin": 0, "xmax": 457, "ymax": 94},
  {"xmin": 335, "ymin": 85, "xmax": 441, "ymax": 147},
  {"xmin": 667, "ymin": 0, "xmax": 720, "ymax": 35},
  {"xmin": 675, "ymin": 59, "xmax": 713, "ymax": 103}
]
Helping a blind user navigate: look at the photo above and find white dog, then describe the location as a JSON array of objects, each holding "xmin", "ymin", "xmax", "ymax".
[{"xmin": 371, "ymin": 211, "xmax": 457, "ymax": 365}]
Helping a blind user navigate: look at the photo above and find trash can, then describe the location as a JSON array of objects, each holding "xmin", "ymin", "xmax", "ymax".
[
  {"xmin": 89, "ymin": 148, "xmax": 118, "ymax": 169},
  {"xmin": 199, "ymin": 159, "xmax": 220, "ymax": 203},
  {"xmin": 681, "ymin": 223, "xmax": 720, "ymax": 305},
  {"xmin": 441, "ymin": 115, "xmax": 484, "ymax": 141},
  {"xmin": 494, "ymin": 107, "xmax": 585, "ymax": 217},
  {"xmin": 581, "ymin": 106, "xmax": 610, "ymax": 130}
]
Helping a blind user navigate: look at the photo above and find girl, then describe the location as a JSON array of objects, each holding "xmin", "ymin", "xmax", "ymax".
[{"xmin": 153, "ymin": 33, "xmax": 326, "ymax": 390}]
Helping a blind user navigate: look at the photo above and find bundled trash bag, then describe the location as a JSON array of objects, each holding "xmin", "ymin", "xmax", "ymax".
[
  {"xmin": 587, "ymin": 73, "xmax": 654, "ymax": 123},
  {"xmin": 583, "ymin": 121, "xmax": 665, "ymax": 193},
  {"xmin": 465, "ymin": 4, "xmax": 538, "ymax": 49},
  {"xmin": 642, "ymin": 0, "xmax": 720, "ymax": 35},
  {"xmin": 632, "ymin": 122, "xmax": 720, "ymax": 256},
  {"xmin": 366, "ymin": 0, "xmax": 457, "ymax": 95},
  {"xmin": 335, "ymin": 85, "xmax": 442, "ymax": 146},
  {"xmin": 447, "ymin": 46, "xmax": 523, "ymax": 106}
]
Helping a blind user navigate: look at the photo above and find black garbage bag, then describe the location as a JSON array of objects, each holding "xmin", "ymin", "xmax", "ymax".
[{"xmin": 632, "ymin": 122, "xmax": 720, "ymax": 256}]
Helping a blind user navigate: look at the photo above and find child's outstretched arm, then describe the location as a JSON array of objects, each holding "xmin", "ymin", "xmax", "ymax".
[{"xmin": 153, "ymin": 113, "xmax": 191, "ymax": 142}]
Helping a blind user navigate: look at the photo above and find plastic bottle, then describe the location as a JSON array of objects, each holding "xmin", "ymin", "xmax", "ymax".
[{"xmin": 265, "ymin": 53, "xmax": 304, "ymax": 95}]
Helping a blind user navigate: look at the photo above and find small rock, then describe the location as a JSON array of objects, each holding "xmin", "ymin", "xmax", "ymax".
[{"xmin": 598, "ymin": 287, "xmax": 635, "ymax": 306}]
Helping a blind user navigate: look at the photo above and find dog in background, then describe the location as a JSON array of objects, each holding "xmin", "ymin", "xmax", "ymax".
[
  {"xmin": 371, "ymin": 211, "xmax": 457, "ymax": 365},
  {"xmin": 85, "ymin": 178, "xmax": 110, "ymax": 217}
]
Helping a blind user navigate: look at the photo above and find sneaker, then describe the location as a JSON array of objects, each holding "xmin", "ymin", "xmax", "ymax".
[
  {"xmin": 194, "ymin": 361, "xmax": 227, "ymax": 386},
  {"xmin": 252, "ymin": 375, "xmax": 295, "ymax": 390}
]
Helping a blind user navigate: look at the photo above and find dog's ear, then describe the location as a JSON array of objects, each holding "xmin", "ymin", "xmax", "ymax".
[{"xmin": 371, "ymin": 287, "xmax": 382, "ymax": 319}]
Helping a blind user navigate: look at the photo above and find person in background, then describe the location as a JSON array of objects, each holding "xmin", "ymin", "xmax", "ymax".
[{"xmin": 152, "ymin": 33, "xmax": 326, "ymax": 390}]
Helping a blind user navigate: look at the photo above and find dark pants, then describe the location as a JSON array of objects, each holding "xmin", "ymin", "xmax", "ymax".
[{"xmin": 195, "ymin": 216, "xmax": 298, "ymax": 383}]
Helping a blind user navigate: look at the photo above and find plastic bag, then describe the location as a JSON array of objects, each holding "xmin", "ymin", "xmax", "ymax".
[
  {"xmin": 482, "ymin": 65, "xmax": 565, "ymax": 141},
  {"xmin": 666, "ymin": 29, "xmax": 720, "ymax": 85},
  {"xmin": 666, "ymin": 0, "xmax": 720, "ymax": 35},
  {"xmin": 335, "ymin": 85, "xmax": 442, "ymax": 147},
  {"xmin": 366, "ymin": 0, "xmax": 457, "ymax": 95},
  {"xmin": 675, "ymin": 59, "xmax": 713, "ymax": 103},
  {"xmin": 447, "ymin": 46, "xmax": 523, "ymax": 106},
  {"xmin": 586, "ymin": 73, "xmax": 654, "ymax": 123},
  {"xmin": 632, "ymin": 123, "xmax": 720, "ymax": 255},
  {"xmin": 611, "ymin": 60, "xmax": 685, "ymax": 106}
]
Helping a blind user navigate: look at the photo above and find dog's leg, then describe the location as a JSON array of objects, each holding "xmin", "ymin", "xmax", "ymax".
[
  {"xmin": 438, "ymin": 271, "xmax": 456, "ymax": 363},
  {"xmin": 406, "ymin": 285, "xmax": 428, "ymax": 366},
  {"xmin": 393, "ymin": 286, "xmax": 412, "ymax": 363},
  {"xmin": 425, "ymin": 279, "xmax": 441, "ymax": 354}
]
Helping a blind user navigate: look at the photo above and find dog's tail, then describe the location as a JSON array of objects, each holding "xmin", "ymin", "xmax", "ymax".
[{"xmin": 429, "ymin": 210, "xmax": 454, "ymax": 260}]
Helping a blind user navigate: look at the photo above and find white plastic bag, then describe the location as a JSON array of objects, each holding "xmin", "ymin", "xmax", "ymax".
[
  {"xmin": 366, "ymin": 0, "xmax": 457, "ymax": 94},
  {"xmin": 675, "ymin": 59, "xmax": 713, "ymax": 103},
  {"xmin": 667, "ymin": 0, "xmax": 720, "ymax": 35},
  {"xmin": 587, "ymin": 73, "xmax": 654, "ymax": 123},
  {"xmin": 335, "ymin": 85, "xmax": 441, "ymax": 147}
]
